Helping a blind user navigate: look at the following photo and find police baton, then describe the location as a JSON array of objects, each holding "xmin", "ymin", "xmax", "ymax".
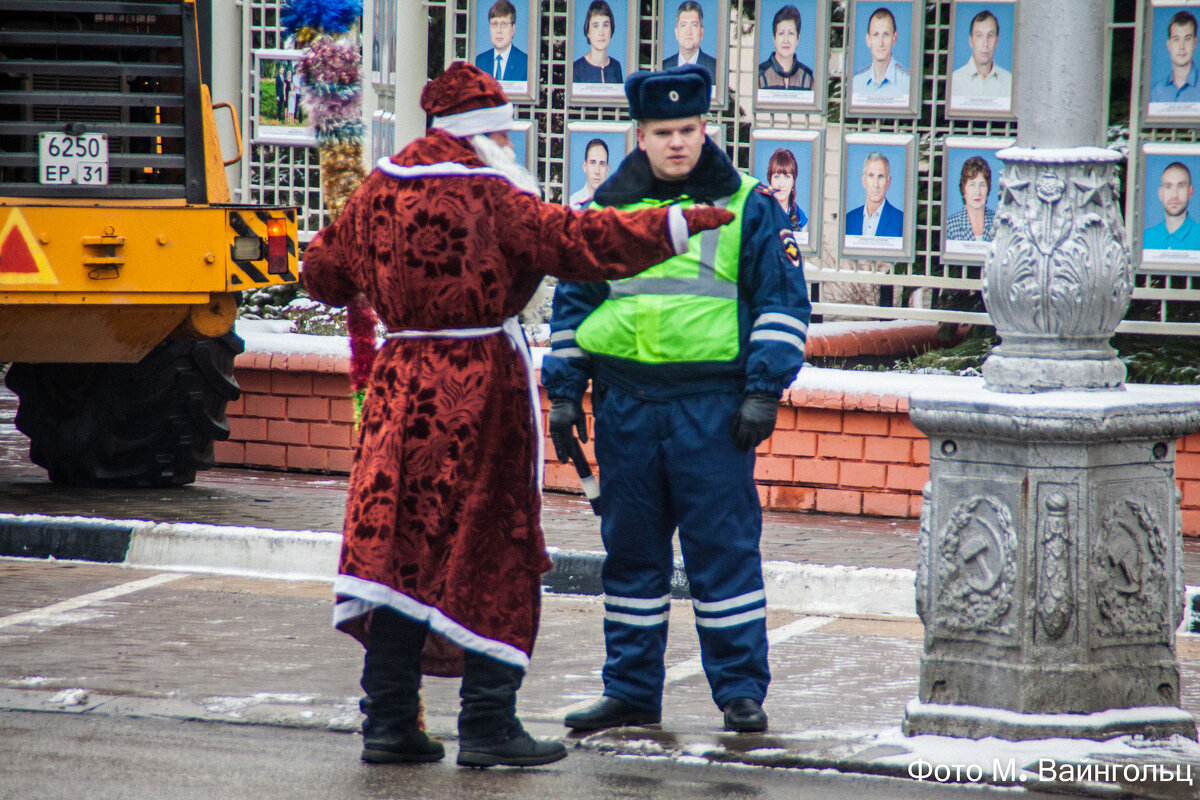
[{"xmin": 568, "ymin": 438, "xmax": 601, "ymax": 516}]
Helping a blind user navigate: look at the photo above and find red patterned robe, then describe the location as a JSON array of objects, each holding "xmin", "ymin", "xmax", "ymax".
[{"xmin": 302, "ymin": 130, "xmax": 685, "ymax": 675}]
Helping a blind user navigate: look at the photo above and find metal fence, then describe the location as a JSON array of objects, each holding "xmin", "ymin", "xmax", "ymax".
[{"xmin": 244, "ymin": 0, "xmax": 1200, "ymax": 334}]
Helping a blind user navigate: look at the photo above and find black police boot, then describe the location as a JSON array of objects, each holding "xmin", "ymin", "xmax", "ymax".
[
  {"xmin": 456, "ymin": 650, "xmax": 567, "ymax": 768},
  {"xmin": 563, "ymin": 696, "xmax": 661, "ymax": 732},
  {"xmin": 722, "ymin": 697, "xmax": 768, "ymax": 733},
  {"xmin": 359, "ymin": 608, "xmax": 445, "ymax": 764}
]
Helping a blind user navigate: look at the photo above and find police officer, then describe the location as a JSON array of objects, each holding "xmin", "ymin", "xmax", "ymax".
[{"xmin": 542, "ymin": 64, "xmax": 811, "ymax": 734}]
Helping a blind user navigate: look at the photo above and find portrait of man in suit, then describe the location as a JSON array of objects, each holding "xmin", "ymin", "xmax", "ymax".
[
  {"xmin": 662, "ymin": 0, "xmax": 717, "ymax": 81},
  {"xmin": 475, "ymin": 0, "xmax": 528, "ymax": 83},
  {"xmin": 845, "ymin": 151, "xmax": 903, "ymax": 237}
]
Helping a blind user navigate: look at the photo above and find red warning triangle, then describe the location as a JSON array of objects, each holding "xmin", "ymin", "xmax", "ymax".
[{"xmin": 0, "ymin": 209, "xmax": 56, "ymax": 285}]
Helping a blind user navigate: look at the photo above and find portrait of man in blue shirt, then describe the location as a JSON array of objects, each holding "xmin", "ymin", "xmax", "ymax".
[
  {"xmin": 1144, "ymin": 161, "xmax": 1200, "ymax": 251},
  {"xmin": 474, "ymin": 0, "xmax": 528, "ymax": 82},
  {"xmin": 851, "ymin": 6, "xmax": 910, "ymax": 98},
  {"xmin": 1150, "ymin": 10, "xmax": 1200, "ymax": 104},
  {"xmin": 845, "ymin": 152, "xmax": 904, "ymax": 238}
]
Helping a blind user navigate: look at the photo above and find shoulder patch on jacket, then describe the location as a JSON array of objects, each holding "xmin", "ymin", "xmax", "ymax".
[
  {"xmin": 753, "ymin": 184, "xmax": 775, "ymax": 198},
  {"xmin": 779, "ymin": 230, "xmax": 801, "ymax": 267}
]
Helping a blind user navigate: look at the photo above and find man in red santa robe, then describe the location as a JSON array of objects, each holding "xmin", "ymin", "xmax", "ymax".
[{"xmin": 302, "ymin": 62, "xmax": 731, "ymax": 768}]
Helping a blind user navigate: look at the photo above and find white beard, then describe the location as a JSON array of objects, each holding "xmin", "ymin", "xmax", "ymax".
[{"xmin": 470, "ymin": 134, "xmax": 543, "ymax": 197}]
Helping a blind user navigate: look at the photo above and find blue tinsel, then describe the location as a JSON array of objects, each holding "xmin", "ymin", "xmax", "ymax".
[{"xmin": 281, "ymin": 0, "xmax": 362, "ymax": 35}]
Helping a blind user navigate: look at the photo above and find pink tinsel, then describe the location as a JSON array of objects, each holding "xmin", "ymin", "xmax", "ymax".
[
  {"xmin": 347, "ymin": 294, "xmax": 378, "ymax": 392},
  {"xmin": 299, "ymin": 38, "xmax": 361, "ymax": 90}
]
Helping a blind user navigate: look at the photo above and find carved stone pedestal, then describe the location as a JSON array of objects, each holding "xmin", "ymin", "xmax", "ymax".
[{"xmin": 902, "ymin": 386, "xmax": 1200, "ymax": 741}]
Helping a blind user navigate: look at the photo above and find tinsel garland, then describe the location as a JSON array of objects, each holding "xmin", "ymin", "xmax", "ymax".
[{"xmin": 284, "ymin": 0, "xmax": 377, "ymax": 428}]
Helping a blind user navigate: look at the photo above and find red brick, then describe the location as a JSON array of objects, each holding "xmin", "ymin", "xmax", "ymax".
[
  {"xmin": 775, "ymin": 406, "xmax": 797, "ymax": 430},
  {"xmin": 328, "ymin": 449, "xmax": 354, "ymax": 474},
  {"xmin": 754, "ymin": 456, "xmax": 793, "ymax": 482},
  {"xmin": 1183, "ymin": 508, "xmax": 1200, "ymax": 538},
  {"xmin": 756, "ymin": 484, "xmax": 770, "ymax": 505},
  {"xmin": 862, "ymin": 491, "xmax": 911, "ymax": 517},
  {"xmin": 271, "ymin": 371, "xmax": 313, "ymax": 396},
  {"xmin": 795, "ymin": 458, "xmax": 838, "ymax": 486},
  {"xmin": 1179, "ymin": 433, "xmax": 1200, "ymax": 453},
  {"xmin": 887, "ymin": 464, "xmax": 929, "ymax": 492},
  {"xmin": 228, "ymin": 416, "xmax": 267, "ymax": 442},
  {"xmin": 768, "ymin": 485, "xmax": 816, "ymax": 512},
  {"xmin": 287, "ymin": 446, "xmax": 328, "ymax": 471},
  {"xmin": 771, "ymin": 430, "xmax": 817, "ymax": 457},
  {"xmin": 795, "ymin": 408, "xmax": 842, "ymax": 432},
  {"xmin": 909, "ymin": 493, "xmax": 926, "ymax": 518},
  {"xmin": 889, "ymin": 415, "xmax": 924, "ymax": 439},
  {"xmin": 843, "ymin": 412, "xmax": 889, "ymax": 436},
  {"xmin": 809, "ymin": 389, "xmax": 846, "ymax": 409},
  {"xmin": 330, "ymin": 398, "xmax": 356, "ymax": 424},
  {"xmin": 786, "ymin": 388, "xmax": 809, "ymax": 406},
  {"xmin": 313, "ymin": 373, "xmax": 351, "ymax": 397},
  {"xmin": 863, "ymin": 436, "xmax": 911, "ymax": 464},
  {"xmin": 234, "ymin": 369, "xmax": 271, "ymax": 394},
  {"xmin": 244, "ymin": 442, "xmax": 286, "ymax": 469},
  {"xmin": 1178, "ymin": 452, "xmax": 1200, "ymax": 481},
  {"xmin": 226, "ymin": 395, "xmax": 244, "ymax": 416},
  {"xmin": 310, "ymin": 422, "xmax": 353, "ymax": 449},
  {"xmin": 878, "ymin": 395, "xmax": 901, "ymax": 413},
  {"xmin": 911, "ymin": 443, "xmax": 931, "ymax": 466},
  {"xmin": 816, "ymin": 488, "xmax": 862, "ymax": 514},
  {"xmin": 839, "ymin": 461, "xmax": 887, "ymax": 489},
  {"xmin": 543, "ymin": 462, "xmax": 579, "ymax": 491},
  {"xmin": 1180, "ymin": 479, "xmax": 1200, "ymax": 509},
  {"xmin": 287, "ymin": 395, "xmax": 330, "ymax": 422},
  {"xmin": 268, "ymin": 419, "xmax": 308, "ymax": 446},
  {"xmin": 817, "ymin": 433, "xmax": 864, "ymax": 460},
  {"xmin": 244, "ymin": 393, "xmax": 286, "ymax": 419},
  {"xmin": 213, "ymin": 440, "xmax": 244, "ymax": 465}
]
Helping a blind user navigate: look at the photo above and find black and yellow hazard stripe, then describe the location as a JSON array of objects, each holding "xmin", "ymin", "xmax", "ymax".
[{"xmin": 226, "ymin": 207, "xmax": 298, "ymax": 289}]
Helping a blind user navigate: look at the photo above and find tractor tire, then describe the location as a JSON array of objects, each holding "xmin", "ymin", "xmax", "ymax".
[{"xmin": 5, "ymin": 332, "xmax": 244, "ymax": 488}]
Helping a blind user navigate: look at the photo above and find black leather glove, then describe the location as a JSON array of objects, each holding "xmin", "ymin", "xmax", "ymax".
[
  {"xmin": 732, "ymin": 393, "xmax": 779, "ymax": 451},
  {"xmin": 549, "ymin": 398, "xmax": 587, "ymax": 464}
]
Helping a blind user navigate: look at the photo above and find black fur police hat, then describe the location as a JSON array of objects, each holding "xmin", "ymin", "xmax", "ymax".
[{"xmin": 624, "ymin": 64, "xmax": 712, "ymax": 121}]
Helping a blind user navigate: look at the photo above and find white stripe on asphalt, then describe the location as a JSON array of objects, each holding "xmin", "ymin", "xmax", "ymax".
[
  {"xmin": 0, "ymin": 573, "xmax": 185, "ymax": 631},
  {"xmin": 551, "ymin": 613, "xmax": 834, "ymax": 718}
]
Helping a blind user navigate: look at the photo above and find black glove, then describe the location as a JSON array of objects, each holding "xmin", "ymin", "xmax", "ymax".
[
  {"xmin": 732, "ymin": 393, "xmax": 779, "ymax": 451},
  {"xmin": 549, "ymin": 398, "xmax": 587, "ymax": 464}
]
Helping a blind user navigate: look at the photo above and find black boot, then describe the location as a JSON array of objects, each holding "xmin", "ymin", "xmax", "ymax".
[
  {"xmin": 456, "ymin": 650, "xmax": 567, "ymax": 768},
  {"xmin": 359, "ymin": 608, "xmax": 445, "ymax": 763}
]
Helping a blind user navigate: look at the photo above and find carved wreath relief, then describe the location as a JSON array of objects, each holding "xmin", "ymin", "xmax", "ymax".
[
  {"xmin": 985, "ymin": 159, "xmax": 1132, "ymax": 340},
  {"xmin": 935, "ymin": 496, "xmax": 1018, "ymax": 635},
  {"xmin": 1094, "ymin": 497, "xmax": 1169, "ymax": 638}
]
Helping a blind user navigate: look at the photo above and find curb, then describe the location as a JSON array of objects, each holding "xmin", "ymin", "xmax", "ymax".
[{"xmin": 3, "ymin": 512, "xmax": 1198, "ymax": 629}]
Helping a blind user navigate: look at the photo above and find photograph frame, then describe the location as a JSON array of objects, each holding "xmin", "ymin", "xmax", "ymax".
[
  {"xmin": 509, "ymin": 119, "xmax": 537, "ymax": 172},
  {"xmin": 656, "ymin": 0, "xmax": 730, "ymax": 108},
  {"xmin": 752, "ymin": 0, "xmax": 829, "ymax": 113},
  {"xmin": 563, "ymin": 121, "xmax": 635, "ymax": 209},
  {"xmin": 844, "ymin": 0, "xmax": 923, "ymax": 118},
  {"xmin": 838, "ymin": 131, "xmax": 917, "ymax": 260},
  {"xmin": 1136, "ymin": 141, "xmax": 1200, "ymax": 274},
  {"xmin": 750, "ymin": 129, "xmax": 824, "ymax": 255},
  {"xmin": 945, "ymin": 0, "xmax": 1017, "ymax": 120},
  {"xmin": 466, "ymin": 0, "xmax": 540, "ymax": 103},
  {"xmin": 939, "ymin": 136, "xmax": 1014, "ymax": 265},
  {"xmin": 1141, "ymin": 0, "xmax": 1200, "ymax": 127},
  {"xmin": 253, "ymin": 49, "xmax": 317, "ymax": 147},
  {"xmin": 566, "ymin": 0, "xmax": 639, "ymax": 106}
]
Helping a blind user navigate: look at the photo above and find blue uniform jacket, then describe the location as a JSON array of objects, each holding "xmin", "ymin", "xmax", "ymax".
[{"xmin": 542, "ymin": 138, "xmax": 811, "ymax": 403}]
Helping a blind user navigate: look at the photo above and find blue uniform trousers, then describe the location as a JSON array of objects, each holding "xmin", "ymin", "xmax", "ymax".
[{"xmin": 594, "ymin": 386, "xmax": 770, "ymax": 711}]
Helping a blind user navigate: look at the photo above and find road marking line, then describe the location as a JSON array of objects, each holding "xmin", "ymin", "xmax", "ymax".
[
  {"xmin": 0, "ymin": 573, "xmax": 185, "ymax": 631},
  {"xmin": 551, "ymin": 614, "xmax": 834, "ymax": 717}
]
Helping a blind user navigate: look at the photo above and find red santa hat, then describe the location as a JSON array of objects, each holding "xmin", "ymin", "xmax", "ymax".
[{"xmin": 420, "ymin": 62, "xmax": 515, "ymax": 138}]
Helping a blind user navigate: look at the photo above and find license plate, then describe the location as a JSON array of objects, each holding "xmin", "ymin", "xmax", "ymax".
[{"xmin": 38, "ymin": 132, "xmax": 108, "ymax": 186}]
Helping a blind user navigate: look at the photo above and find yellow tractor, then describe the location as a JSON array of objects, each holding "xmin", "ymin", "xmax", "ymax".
[{"xmin": 0, "ymin": 0, "xmax": 299, "ymax": 486}]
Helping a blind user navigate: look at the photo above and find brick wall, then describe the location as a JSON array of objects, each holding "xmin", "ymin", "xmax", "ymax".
[{"xmin": 220, "ymin": 349, "xmax": 1200, "ymax": 535}]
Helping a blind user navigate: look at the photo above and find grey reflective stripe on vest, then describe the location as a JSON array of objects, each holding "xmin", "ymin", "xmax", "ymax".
[{"xmin": 608, "ymin": 195, "xmax": 735, "ymax": 300}]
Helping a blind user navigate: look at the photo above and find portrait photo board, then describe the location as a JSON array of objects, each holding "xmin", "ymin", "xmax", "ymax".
[
  {"xmin": 940, "ymin": 137, "xmax": 1012, "ymax": 265},
  {"xmin": 657, "ymin": 0, "xmax": 729, "ymax": 107},
  {"xmin": 750, "ymin": 129, "xmax": 824, "ymax": 254},
  {"xmin": 840, "ymin": 132, "xmax": 917, "ymax": 260},
  {"xmin": 567, "ymin": 0, "xmax": 639, "ymax": 105},
  {"xmin": 945, "ymin": 0, "xmax": 1017, "ymax": 120},
  {"xmin": 564, "ymin": 121, "xmax": 634, "ymax": 209},
  {"xmin": 371, "ymin": 0, "xmax": 397, "ymax": 85},
  {"xmin": 845, "ymin": 0, "xmax": 923, "ymax": 118},
  {"xmin": 752, "ymin": 0, "xmax": 828, "ymax": 113},
  {"xmin": 1142, "ymin": 0, "xmax": 1200, "ymax": 126},
  {"xmin": 510, "ymin": 119, "xmax": 536, "ymax": 171},
  {"xmin": 253, "ymin": 49, "xmax": 317, "ymax": 147},
  {"xmin": 1137, "ymin": 142, "xmax": 1200, "ymax": 273},
  {"xmin": 467, "ymin": 0, "xmax": 540, "ymax": 103}
]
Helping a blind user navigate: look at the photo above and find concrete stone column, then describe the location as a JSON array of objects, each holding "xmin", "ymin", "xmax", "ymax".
[{"xmin": 903, "ymin": 0, "xmax": 1200, "ymax": 741}]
